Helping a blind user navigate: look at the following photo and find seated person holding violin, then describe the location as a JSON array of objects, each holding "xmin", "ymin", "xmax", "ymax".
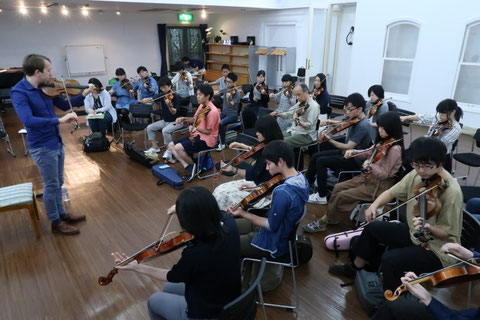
[
  {"xmin": 241, "ymin": 70, "xmax": 270, "ymax": 129},
  {"xmin": 400, "ymin": 99, "xmax": 463, "ymax": 173},
  {"xmin": 312, "ymin": 73, "xmax": 331, "ymax": 115},
  {"xmin": 303, "ymin": 112, "xmax": 404, "ymax": 233},
  {"xmin": 109, "ymin": 68, "xmax": 137, "ymax": 124},
  {"xmin": 207, "ymin": 63, "xmax": 230, "ymax": 98},
  {"xmin": 217, "ymin": 72, "xmax": 241, "ymax": 150},
  {"xmin": 167, "ymin": 84, "xmax": 220, "ymax": 182},
  {"xmin": 84, "ymin": 78, "xmax": 117, "ymax": 137},
  {"xmin": 213, "ymin": 116, "xmax": 283, "ymax": 211},
  {"xmin": 110, "ymin": 186, "xmax": 241, "ymax": 320},
  {"xmin": 372, "ymin": 242, "xmax": 480, "ymax": 320},
  {"xmin": 365, "ymin": 84, "xmax": 389, "ymax": 141},
  {"xmin": 227, "ymin": 140, "xmax": 309, "ymax": 259},
  {"xmin": 171, "ymin": 62, "xmax": 194, "ymax": 109},
  {"xmin": 271, "ymin": 83, "xmax": 320, "ymax": 150},
  {"xmin": 328, "ymin": 137, "xmax": 464, "ymax": 296},
  {"xmin": 305, "ymin": 93, "xmax": 372, "ymax": 205},
  {"xmin": 131, "ymin": 66, "xmax": 159, "ymax": 101},
  {"xmin": 142, "ymin": 77, "xmax": 183, "ymax": 161},
  {"xmin": 268, "ymin": 74, "xmax": 297, "ymax": 132}
]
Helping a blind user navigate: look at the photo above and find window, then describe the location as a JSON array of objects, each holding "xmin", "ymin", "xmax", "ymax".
[
  {"xmin": 454, "ymin": 22, "xmax": 480, "ymax": 107},
  {"xmin": 381, "ymin": 22, "xmax": 420, "ymax": 96},
  {"xmin": 167, "ymin": 27, "xmax": 203, "ymax": 69}
]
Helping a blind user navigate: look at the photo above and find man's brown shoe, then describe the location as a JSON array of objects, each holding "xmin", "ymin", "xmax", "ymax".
[
  {"xmin": 61, "ymin": 213, "xmax": 86, "ymax": 223},
  {"xmin": 52, "ymin": 221, "xmax": 79, "ymax": 235}
]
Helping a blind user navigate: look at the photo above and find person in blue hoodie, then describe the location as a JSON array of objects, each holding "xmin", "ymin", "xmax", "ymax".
[{"xmin": 227, "ymin": 140, "xmax": 309, "ymax": 259}]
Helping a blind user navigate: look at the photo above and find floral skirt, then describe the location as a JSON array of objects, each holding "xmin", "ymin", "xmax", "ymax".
[{"xmin": 213, "ymin": 179, "xmax": 272, "ymax": 211}]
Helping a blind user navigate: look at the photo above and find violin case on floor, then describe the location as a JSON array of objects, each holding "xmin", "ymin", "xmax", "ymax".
[
  {"xmin": 124, "ymin": 142, "xmax": 157, "ymax": 167},
  {"xmin": 152, "ymin": 164, "xmax": 184, "ymax": 190}
]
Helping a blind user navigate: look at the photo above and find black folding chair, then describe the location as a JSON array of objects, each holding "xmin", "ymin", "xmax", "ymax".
[{"xmin": 220, "ymin": 258, "xmax": 266, "ymax": 320}]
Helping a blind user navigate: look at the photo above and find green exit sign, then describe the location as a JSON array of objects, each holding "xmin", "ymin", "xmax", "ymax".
[{"xmin": 178, "ymin": 13, "xmax": 193, "ymax": 21}]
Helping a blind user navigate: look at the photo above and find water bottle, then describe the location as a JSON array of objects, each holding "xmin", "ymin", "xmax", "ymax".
[{"xmin": 62, "ymin": 187, "xmax": 70, "ymax": 202}]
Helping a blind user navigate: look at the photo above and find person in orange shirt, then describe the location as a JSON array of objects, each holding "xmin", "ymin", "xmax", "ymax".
[{"xmin": 167, "ymin": 84, "xmax": 220, "ymax": 181}]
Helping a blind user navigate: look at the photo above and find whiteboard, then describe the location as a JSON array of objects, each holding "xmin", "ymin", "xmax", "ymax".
[{"xmin": 65, "ymin": 45, "xmax": 107, "ymax": 76}]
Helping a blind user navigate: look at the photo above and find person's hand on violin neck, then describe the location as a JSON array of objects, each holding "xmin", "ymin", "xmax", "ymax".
[
  {"xmin": 412, "ymin": 217, "xmax": 431, "ymax": 233},
  {"xmin": 59, "ymin": 112, "xmax": 78, "ymax": 124},
  {"xmin": 226, "ymin": 204, "xmax": 245, "ymax": 218},
  {"xmin": 401, "ymin": 272, "xmax": 432, "ymax": 306},
  {"xmin": 412, "ymin": 216, "xmax": 450, "ymax": 241},
  {"xmin": 142, "ymin": 98, "xmax": 153, "ymax": 104},
  {"xmin": 82, "ymin": 83, "xmax": 96, "ymax": 97},
  {"xmin": 111, "ymin": 252, "xmax": 140, "ymax": 271}
]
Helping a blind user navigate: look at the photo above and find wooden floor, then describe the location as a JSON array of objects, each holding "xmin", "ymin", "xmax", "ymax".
[{"xmin": 0, "ymin": 106, "xmax": 478, "ymax": 320}]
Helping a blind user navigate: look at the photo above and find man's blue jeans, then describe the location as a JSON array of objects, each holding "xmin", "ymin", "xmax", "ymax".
[
  {"xmin": 219, "ymin": 113, "xmax": 238, "ymax": 145},
  {"xmin": 29, "ymin": 146, "xmax": 66, "ymax": 225}
]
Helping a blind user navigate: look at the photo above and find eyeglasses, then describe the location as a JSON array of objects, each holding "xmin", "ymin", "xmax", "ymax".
[
  {"xmin": 225, "ymin": 79, "xmax": 234, "ymax": 83},
  {"xmin": 343, "ymin": 107, "xmax": 357, "ymax": 112},
  {"xmin": 411, "ymin": 163, "xmax": 436, "ymax": 170}
]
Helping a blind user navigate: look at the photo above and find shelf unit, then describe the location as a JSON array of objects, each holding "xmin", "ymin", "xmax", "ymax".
[{"xmin": 205, "ymin": 44, "xmax": 250, "ymax": 85}]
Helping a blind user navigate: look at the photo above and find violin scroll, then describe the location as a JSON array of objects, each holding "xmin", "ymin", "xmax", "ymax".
[{"xmin": 98, "ymin": 269, "xmax": 118, "ymax": 286}]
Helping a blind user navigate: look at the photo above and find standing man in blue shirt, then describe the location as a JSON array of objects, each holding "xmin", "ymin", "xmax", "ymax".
[
  {"xmin": 11, "ymin": 53, "xmax": 95, "ymax": 235},
  {"xmin": 131, "ymin": 66, "xmax": 158, "ymax": 101}
]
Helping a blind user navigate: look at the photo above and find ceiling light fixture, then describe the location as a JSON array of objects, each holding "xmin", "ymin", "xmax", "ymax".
[
  {"xmin": 81, "ymin": 7, "xmax": 88, "ymax": 16},
  {"xmin": 201, "ymin": 9, "xmax": 206, "ymax": 19},
  {"xmin": 19, "ymin": 5, "xmax": 28, "ymax": 15},
  {"xmin": 116, "ymin": 11, "xmax": 120, "ymax": 15},
  {"xmin": 61, "ymin": 5, "xmax": 68, "ymax": 15},
  {"xmin": 40, "ymin": 5, "xmax": 47, "ymax": 14}
]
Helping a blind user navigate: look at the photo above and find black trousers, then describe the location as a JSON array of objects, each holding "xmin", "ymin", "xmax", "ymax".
[
  {"xmin": 304, "ymin": 149, "xmax": 361, "ymax": 197},
  {"xmin": 351, "ymin": 221, "xmax": 443, "ymax": 291}
]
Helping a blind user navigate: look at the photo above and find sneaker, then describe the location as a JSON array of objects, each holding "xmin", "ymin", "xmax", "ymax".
[
  {"xmin": 302, "ymin": 220, "xmax": 326, "ymax": 233},
  {"xmin": 328, "ymin": 263, "xmax": 357, "ymax": 278},
  {"xmin": 61, "ymin": 213, "xmax": 86, "ymax": 224},
  {"xmin": 182, "ymin": 164, "xmax": 196, "ymax": 182},
  {"xmin": 162, "ymin": 150, "xmax": 172, "ymax": 159},
  {"xmin": 308, "ymin": 193, "xmax": 328, "ymax": 204},
  {"xmin": 51, "ymin": 221, "xmax": 79, "ymax": 235},
  {"xmin": 144, "ymin": 147, "xmax": 161, "ymax": 153},
  {"xmin": 216, "ymin": 144, "xmax": 225, "ymax": 151}
]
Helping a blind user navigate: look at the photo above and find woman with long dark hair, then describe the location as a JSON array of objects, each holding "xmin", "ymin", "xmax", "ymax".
[
  {"xmin": 213, "ymin": 115, "xmax": 283, "ymax": 210},
  {"xmin": 111, "ymin": 186, "xmax": 241, "ymax": 320},
  {"xmin": 303, "ymin": 111, "xmax": 404, "ymax": 233}
]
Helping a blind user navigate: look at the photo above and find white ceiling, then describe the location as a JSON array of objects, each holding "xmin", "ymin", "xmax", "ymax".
[{"xmin": 0, "ymin": 0, "xmax": 271, "ymax": 13}]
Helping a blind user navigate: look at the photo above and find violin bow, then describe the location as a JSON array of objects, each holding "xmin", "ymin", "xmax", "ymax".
[
  {"xmin": 346, "ymin": 138, "xmax": 403, "ymax": 159},
  {"xmin": 149, "ymin": 91, "xmax": 176, "ymax": 103},
  {"xmin": 60, "ymin": 76, "xmax": 79, "ymax": 134},
  {"xmin": 446, "ymin": 252, "xmax": 480, "ymax": 269},
  {"xmin": 358, "ymin": 184, "xmax": 441, "ymax": 228}
]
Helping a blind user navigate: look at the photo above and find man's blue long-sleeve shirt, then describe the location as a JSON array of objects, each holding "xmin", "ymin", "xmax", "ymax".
[{"xmin": 11, "ymin": 77, "xmax": 85, "ymax": 149}]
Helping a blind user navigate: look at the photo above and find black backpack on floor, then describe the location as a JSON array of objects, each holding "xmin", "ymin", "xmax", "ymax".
[{"xmin": 83, "ymin": 132, "xmax": 110, "ymax": 153}]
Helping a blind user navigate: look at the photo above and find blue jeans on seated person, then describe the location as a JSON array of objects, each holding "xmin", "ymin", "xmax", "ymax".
[
  {"xmin": 29, "ymin": 145, "xmax": 67, "ymax": 225},
  {"xmin": 466, "ymin": 198, "xmax": 480, "ymax": 222},
  {"xmin": 88, "ymin": 112, "xmax": 113, "ymax": 136},
  {"xmin": 219, "ymin": 113, "xmax": 238, "ymax": 145}
]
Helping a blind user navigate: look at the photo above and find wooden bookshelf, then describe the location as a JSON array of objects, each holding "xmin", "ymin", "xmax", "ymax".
[{"xmin": 205, "ymin": 43, "xmax": 250, "ymax": 85}]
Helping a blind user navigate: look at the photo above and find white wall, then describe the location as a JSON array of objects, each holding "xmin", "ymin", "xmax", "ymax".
[
  {"xmin": 331, "ymin": 4, "xmax": 356, "ymax": 96},
  {"xmin": 208, "ymin": 8, "xmax": 310, "ymax": 71},
  {"xmin": 349, "ymin": 0, "xmax": 480, "ymax": 127},
  {"xmin": 0, "ymin": 10, "xmax": 186, "ymax": 86}
]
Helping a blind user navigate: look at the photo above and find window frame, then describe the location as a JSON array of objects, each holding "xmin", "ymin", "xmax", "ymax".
[
  {"xmin": 453, "ymin": 20, "xmax": 480, "ymax": 109},
  {"xmin": 380, "ymin": 20, "xmax": 421, "ymax": 101}
]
